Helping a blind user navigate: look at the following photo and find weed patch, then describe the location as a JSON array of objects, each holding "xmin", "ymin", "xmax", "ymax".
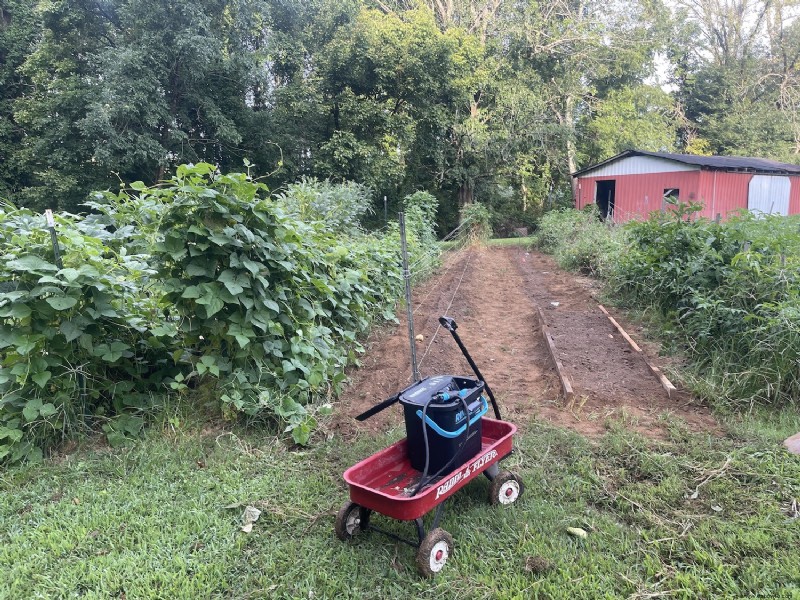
[{"xmin": 3, "ymin": 413, "xmax": 797, "ymax": 598}]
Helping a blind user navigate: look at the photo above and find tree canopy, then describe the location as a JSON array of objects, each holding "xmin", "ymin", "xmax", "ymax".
[{"xmin": 1, "ymin": 0, "xmax": 798, "ymax": 232}]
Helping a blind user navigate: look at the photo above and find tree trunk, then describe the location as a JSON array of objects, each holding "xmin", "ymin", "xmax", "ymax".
[
  {"xmin": 564, "ymin": 94, "xmax": 578, "ymax": 198},
  {"xmin": 458, "ymin": 182, "xmax": 474, "ymax": 206}
]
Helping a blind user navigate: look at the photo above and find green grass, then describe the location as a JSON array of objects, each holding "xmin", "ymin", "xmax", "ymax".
[
  {"xmin": 486, "ymin": 237, "xmax": 535, "ymax": 247},
  {"xmin": 2, "ymin": 410, "xmax": 800, "ymax": 599},
  {"xmin": 440, "ymin": 237, "xmax": 534, "ymax": 250}
]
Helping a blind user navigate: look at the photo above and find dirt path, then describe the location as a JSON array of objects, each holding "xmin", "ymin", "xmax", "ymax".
[{"xmin": 335, "ymin": 246, "xmax": 717, "ymax": 439}]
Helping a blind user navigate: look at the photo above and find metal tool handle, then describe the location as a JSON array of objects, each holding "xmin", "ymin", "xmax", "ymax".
[
  {"xmin": 439, "ymin": 316, "xmax": 457, "ymax": 332},
  {"xmin": 438, "ymin": 316, "xmax": 501, "ymax": 420},
  {"xmin": 355, "ymin": 393, "xmax": 400, "ymax": 422}
]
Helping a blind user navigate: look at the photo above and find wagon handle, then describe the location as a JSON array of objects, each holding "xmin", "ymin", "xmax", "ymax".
[
  {"xmin": 438, "ymin": 316, "xmax": 501, "ymax": 420},
  {"xmin": 355, "ymin": 393, "xmax": 400, "ymax": 421}
]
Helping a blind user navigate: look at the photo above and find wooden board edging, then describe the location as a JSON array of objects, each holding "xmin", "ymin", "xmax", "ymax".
[
  {"xmin": 597, "ymin": 304, "xmax": 677, "ymax": 398},
  {"xmin": 536, "ymin": 306, "xmax": 574, "ymax": 402}
]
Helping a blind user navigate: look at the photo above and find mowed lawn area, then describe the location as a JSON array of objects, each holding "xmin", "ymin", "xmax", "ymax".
[{"xmin": 2, "ymin": 406, "xmax": 799, "ymax": 599}]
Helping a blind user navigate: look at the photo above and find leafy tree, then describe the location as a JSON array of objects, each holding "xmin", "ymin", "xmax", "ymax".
[
  {"xmin": 503, "ymin": 0, "xmax": 670, "ymax": 182},
  {"xmin": 12, "ymin": 0, "xmax": 115, "ymax": 212},
  {"xmin": 671, "ymin": 0, "xmax": 800, "ymax": 160},
  {"xmin": 315, "ymin": 6, "xmax": 482, "ymax": 201},
  {"xmin": 0, "ymin": 0, "xmax": 39, "ymax": 202},
  {"xmin": 79, "ymin": 0, "xmax": 266, "ymax": 184},
  {"xmin": 581, "ymin": 85, "xmax": 678, "ymax": 162}
]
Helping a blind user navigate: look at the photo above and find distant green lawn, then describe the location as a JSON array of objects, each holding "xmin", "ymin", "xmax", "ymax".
[
  {"xmin": 2, "ymin": 406, "xmax": 799, "ymax": 599},
  {"xmin": 441, "ymin": 237, "xmax": 534, "ymax": 250}
]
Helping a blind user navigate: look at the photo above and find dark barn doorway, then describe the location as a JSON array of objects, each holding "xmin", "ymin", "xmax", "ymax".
[{"xmin": 595, "ymin": 180, "xmax": 616, "ymax": 220}]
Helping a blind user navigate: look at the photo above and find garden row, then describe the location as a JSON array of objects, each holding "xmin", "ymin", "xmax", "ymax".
[
  {"xmin": 0, "ymin": 164, "xmax": 439, "ymax": 463},
  {"xmin": 535, "ymin": 203, "xmax": 800, "ymax": 408}
]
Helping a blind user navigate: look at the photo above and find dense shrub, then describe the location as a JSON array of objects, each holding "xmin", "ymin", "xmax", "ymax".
[
  {"xmin": 402, "ymin": 190, "xmax": 441, "ymax": 278},
  {"xmin": 533, "ymin": 206, "xmax": 626, "ymax": 276},
  {"xmin": 611, "ymin": 209, "xmax": 800, "ymax": 406},
  {"xmin": 274, "ymin": 178, "xmax": 374, "ymax": 235},
  {"xmin": 0, "ymin": 164, "xmax": 436, "ymax": 462},
  {"xmin": 460, "ymin": 202, "xmax": 493, "ymax": 242}
]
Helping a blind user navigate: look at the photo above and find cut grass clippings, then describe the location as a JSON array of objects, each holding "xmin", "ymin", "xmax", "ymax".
[{"xmin": 1, "ymin": 411, "xmax": 800, "ymax": 599}]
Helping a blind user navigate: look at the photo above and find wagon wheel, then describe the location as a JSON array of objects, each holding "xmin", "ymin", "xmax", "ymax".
[
  {"xmin": 416, "ymin": 528, "xmax": 454, "ymax": 577},
  {"xmin": 334, "ymin": 501, "xmax": 369, "ymax": 541},
  {"xmin": 489, "ymin": 470, "xmax": 524, "ymax": 506}
]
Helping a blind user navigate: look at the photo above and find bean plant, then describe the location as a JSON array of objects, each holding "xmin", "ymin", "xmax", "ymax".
[{"xmin": 0, "ymin": 165, "xmax": 438, "ymax": 462}]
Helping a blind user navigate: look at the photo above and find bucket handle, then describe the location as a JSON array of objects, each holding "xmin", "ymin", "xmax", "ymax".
[{"xmin": 414, "ymin": 397, "xmax": 488, "ymax": 439}]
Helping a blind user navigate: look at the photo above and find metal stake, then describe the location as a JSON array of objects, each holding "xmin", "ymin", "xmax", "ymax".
[
  {"xmin": 399, "ymin": 212, "xmax": 420, "ymax": 381},
  {"xmin": 45, "ymin": 210, "xmax": 63, "ymax": 269},
  {"xmin": 46, "ymin": 209, "xmax": 88, "ymax": 420}
]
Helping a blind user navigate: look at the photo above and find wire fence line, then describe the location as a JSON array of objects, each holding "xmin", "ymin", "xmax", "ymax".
[
  {"xmin": 411, "ymin": 236, "xmax": 472, "ymax": 315},
  {"xmin": 407, "ymin": 212, "xmax": 476, "ymax": 273},
  {"xmin": 409, "ymin": 213, "xmax": 478, "ymax": 314},
  {"xmin": 415, "ymin": 249, "xmax": 473, "ymax": 375},
  {"xmin": 398, "ymin": 212, "xmax": 478, "ymax": 380}
]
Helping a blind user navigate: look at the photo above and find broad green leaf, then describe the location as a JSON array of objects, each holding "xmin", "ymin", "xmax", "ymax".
[
  {"xmin": 0, "ymin": 427, "xmax": 23, "ymax": 443},
  {"xmin": 196, "ymin": 290, "xmax": 224, "ymax": 317},
  {"xmin": 22, "ymin": 402, "xmax": 40, "ymax": 422},
  {"xmin": 32, "ymin": 370, "xmax": 51, "ymax": 388},
  {"xmin": 0, "ymin": 291, "xmax": 26, "ymax": 302},
  {"xmin": 39, "ymin": 403, "xmax": 57, "ymax": 418},
  {"xmin": 241, "ymin": 258, "xmax": 261, "ymax": 274},
  {"xmin": 186, "ymin": 263, "xmax": 213, "ymax": 277},
  {"xmin": 181, "ymin": 286, "xmax": 201, "ymax": 299},
  {"xmin": 7, "ymin": 255, "xmax": 58, "ymax": 273},
  {"xmin": 0, "ymin": 303, "xmax": 32, "ymax": 319},
  {"xmin": 58, "ymin": 268, "xmax": 80, "ymax": 282},
  {"xmin": 46, "ymin": 296, "xmax": 78, "ymax": 310},
  {"xmin": 60, "ymin": 320, "xmax": 83, "ymax": 342},
  {"xmin": 106, "ymin": 430, "xmax": 127, "ymax": 448},
  {"xmin": 25, "ymin": 447, "xmax": 43, "ymax": 464}
]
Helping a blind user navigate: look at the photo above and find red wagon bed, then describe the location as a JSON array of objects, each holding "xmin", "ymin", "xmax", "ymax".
[{"xmin": 343, "ymin": 418, "xmax": 516, "ymax": 521}]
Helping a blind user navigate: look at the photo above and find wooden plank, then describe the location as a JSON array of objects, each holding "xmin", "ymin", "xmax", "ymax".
[
  {"xmin": 597, "ymin": 304, "xmax": 677, "ymax": 398},
  {"xmin": 536, "ymin": 306, "xmax": 574, "ymax": 401},
  {"xmin": 598, "ymin": 304, "xmax": 642, "ymax": 352}
]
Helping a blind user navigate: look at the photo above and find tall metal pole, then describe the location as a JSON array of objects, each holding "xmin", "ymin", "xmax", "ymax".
[
  {"xmin": 45, "ymin": 210, "xmax": 63, "ymax": 269},
  {"xmin": 47, "ymin": 209, "xmax": 88, "ymax": 421},
  {"xmin": 399, "ymin": 212, "xmax": 420, "ymax": 381}
]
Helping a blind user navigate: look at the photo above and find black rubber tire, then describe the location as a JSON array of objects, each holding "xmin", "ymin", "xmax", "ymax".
[
  {"xmin": 334, "ymin": 501, "xmax": 368, "ymax": 541},
  {"xmin": 488, "ymin": 470, "xmax": 524, "ymax": 506},
  {"xmin": 416, "ymin": 528, "xmax": 454, "ymax": 577}
]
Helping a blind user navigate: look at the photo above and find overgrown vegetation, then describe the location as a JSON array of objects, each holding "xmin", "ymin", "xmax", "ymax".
[
  {"xmin": 0, "ymin": 165, "xmax": 440, "ymax": 463},
  {"xmin": 1, "ymin": 411, "xmax": 798, "ymax": 598},
  {"xmin": 533, "ymin": 206, "xmax": 626, "ymax": 276},
  {"xmin": 535, "ymin": 205, "xmax": 800, "ymax": 408},
  {"xmin": 459, "ymin": 202, "xmax": 493, "ymax": 243}
]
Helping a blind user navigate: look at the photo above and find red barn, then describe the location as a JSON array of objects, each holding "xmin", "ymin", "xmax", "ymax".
[{"xmin": 573, "ymin": 150, "xmax": 800, "ymax": 222}]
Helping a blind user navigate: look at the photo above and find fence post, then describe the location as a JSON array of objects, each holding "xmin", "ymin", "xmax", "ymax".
[
  {"xmin": 399, "ymin": 212, "xmax": 420, "ymax": 382},
  {"xmin": 45, "ymin": 210, "xmax": 63, "ymax": 269},
  {"xmin": 46, "ymin": 209, "xmax": 88, "ymax": 420}
]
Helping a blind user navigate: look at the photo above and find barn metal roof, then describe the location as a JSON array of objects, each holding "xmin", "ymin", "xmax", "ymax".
[{"xmin": 573, "ymin": 150, "xmax": 800, "ymax": 177}]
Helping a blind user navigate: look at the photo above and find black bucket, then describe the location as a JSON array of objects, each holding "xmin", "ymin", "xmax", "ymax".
[{"xmin": 399, "ymin": 375, "xmax": 487, "ymax": 474}]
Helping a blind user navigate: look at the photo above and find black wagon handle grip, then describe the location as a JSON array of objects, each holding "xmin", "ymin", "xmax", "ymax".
[
  {"xmin": 438, "ymin": 316, "xmax": 457, "ymax": 331},
  {"xmin": 355, "ymin": 394, "xmax": 400, "ymax": 421}
]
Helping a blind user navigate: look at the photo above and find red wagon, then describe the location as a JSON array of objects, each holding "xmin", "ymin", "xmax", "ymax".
[{"xmin": 335, "ymin": 317, "xmax": 524, "ymax": 577}]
